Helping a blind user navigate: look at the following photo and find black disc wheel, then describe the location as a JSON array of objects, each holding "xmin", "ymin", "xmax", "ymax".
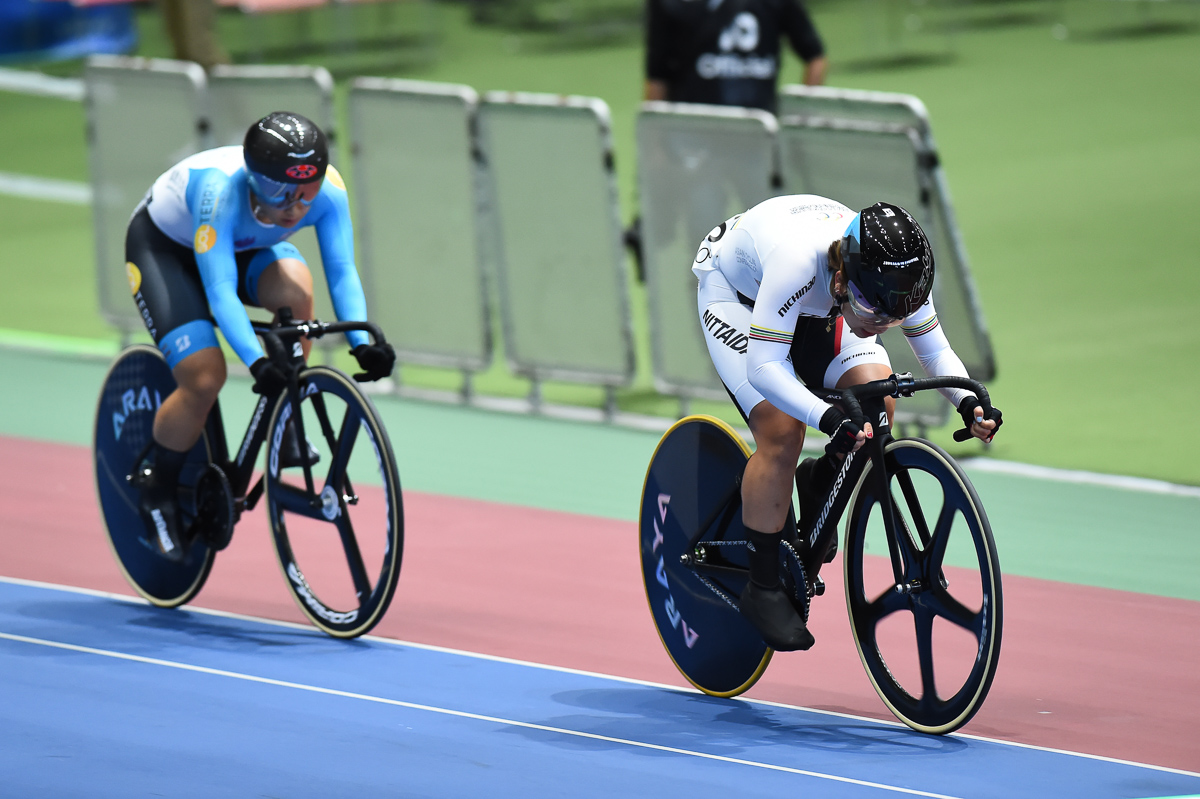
[
  {"xmin": 640, "ymin": 415, "xmax": 800, "ymax": 697},
  {"xmin": 93, "ymin": 345, "xmax": 215, "ymax": 607},
  {"xmin": 844, "ymin": 438, "xmax": 1003, "ymax": 734},
  {"xmin": 264, "ymin": 366, "xmax": 403, "ymax": 638}
]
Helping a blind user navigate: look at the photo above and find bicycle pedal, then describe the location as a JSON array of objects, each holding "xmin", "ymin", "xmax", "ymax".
[{"xmin": 811, "ymin": 575, "xmax": 826, "ymax": 597}]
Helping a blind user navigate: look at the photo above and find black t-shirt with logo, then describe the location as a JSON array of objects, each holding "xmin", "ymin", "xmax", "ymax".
[{"xmin": 646, "ymin": 0, "xmax": 824, "ymax": 113}]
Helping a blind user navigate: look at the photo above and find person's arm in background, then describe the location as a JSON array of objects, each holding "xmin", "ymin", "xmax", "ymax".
[
  {"xmin": 644, "ymin": 0, "xmax": 670, "ymax": 100},
  {"xmin": 802, "ymin": 55, "xmax": 827, "ymax": 86},
  {"xmin": 782, "ymin": 0, "xmax": 827, "ymax": 86}
]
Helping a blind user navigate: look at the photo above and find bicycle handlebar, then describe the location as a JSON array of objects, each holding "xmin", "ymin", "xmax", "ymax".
[
  {"xmin": 252, "ymin": 311, "xmax": 387, "ymax": 368},
  {"xmin": 828, "ymin": 373, "xmax": 992, "ymax": 445}
]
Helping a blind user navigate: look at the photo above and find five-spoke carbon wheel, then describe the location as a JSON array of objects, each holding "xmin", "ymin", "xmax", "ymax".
[
  {"xmin": 264, "ymin": 366, "xmax": 403, "ymax": 638},
  {"xmin": 843, "ymin": 438, "xmax": 1002, "ymax": 734}
]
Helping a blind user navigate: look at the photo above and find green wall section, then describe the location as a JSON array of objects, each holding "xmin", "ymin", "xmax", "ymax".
[{"xmin": 3, "ymin": 347, "xmax": 1196, "ymax": 602}]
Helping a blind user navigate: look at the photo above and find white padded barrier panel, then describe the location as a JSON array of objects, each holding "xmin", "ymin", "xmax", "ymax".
[
  {"xmin": 778, "ymin": 116, "xmax": 947, "ymax": 426},
  {"xmin": 348, "ymin": 78, "xmax": 491, "ymax": 374},
  {"xmin": 476, "ymin": 92, "xmax": 633, "ymax": 389},
  {"xmin": 779, "ymin": 84, "xmax": 995, "ymax": 385},
  {"xmin": 207, "ymin": 65, "xmax": 339, "ymax": 327},
  {"xmin": 636, "ymin": 102, "xmax": 777, "ymax": 399},
  {"xmin": 85, "ymin": 56, "xmax": 208, "ymax": 334}
]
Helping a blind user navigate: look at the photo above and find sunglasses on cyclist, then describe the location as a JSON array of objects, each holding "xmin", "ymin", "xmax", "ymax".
[{"xmin": 247, "ymin": 171, "xmax": 322, "ymax": 210}]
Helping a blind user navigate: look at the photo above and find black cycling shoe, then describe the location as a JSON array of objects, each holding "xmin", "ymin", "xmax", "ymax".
[
  {"xmin": 796, "ymin": 456, "xmax": 837, "ymax": 564},
  {"xmin": 129, "ymin": 458, "xmax": 187, "ymax": 563},
  {"xmin": 739, "ymin": 581, "xmax": 815, "ymax": 652},
  {"xmin": 278, "ymin": 421, "xmax": 321, "ymax": 469}
]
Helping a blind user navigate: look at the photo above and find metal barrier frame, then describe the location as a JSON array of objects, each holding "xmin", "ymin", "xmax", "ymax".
[
  {"xmin": 476, "ymin": 91, "xmax": 635, "ymax": 407},
  {"xmin": 348, "ymin": 77, "xmax": 492, "ymax": 382}
]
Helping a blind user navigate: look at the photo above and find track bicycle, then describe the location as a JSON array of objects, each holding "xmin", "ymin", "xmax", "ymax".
[
  {"xmin": 94, "ymin": 310, "xmax": 403, "ymax": 639},
  {"xmin": 639, "ymin": 373, "xmax": 1002, "ymax": 734}
]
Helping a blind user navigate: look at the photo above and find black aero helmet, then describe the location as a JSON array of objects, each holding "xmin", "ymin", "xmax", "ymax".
[
  {"xmin": 243, "ymin": 111, "xmax": 328, "ymax": 207},
  {"xmin": 841, "ymin": 202, "xmax": 934, "ymax": 321}
]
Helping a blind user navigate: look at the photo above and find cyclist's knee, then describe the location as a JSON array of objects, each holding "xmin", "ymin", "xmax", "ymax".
[
  {"xmin": 836, "ymin": 363, "xmax": 895, "ymax": 425},
  {"xmin": 748, "ymin": 402, "xmax": 806, "ymax": 465},
  {"xmin": 258, "ymin": 258, "xmax": 314, "ymax": 317},
  {"xmin": 173, "ymin": 349, "xmax": 226, "ymax": 404}
]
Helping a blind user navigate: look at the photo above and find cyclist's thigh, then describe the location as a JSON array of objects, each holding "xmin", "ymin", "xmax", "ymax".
[
  {"xmin": 789, "ymin": 314, "xmax": 892, "ymax": 391},
  {"xmin": 236, "ymin": 242, "xmax": 307, "ymax": 308},
  {"xmin": 696, "ymin": 265, "xmax": 761, "ymax": 421},
  {"xmin": 125, "ymin": 207, "xmax": 221, "ymax": 369}
]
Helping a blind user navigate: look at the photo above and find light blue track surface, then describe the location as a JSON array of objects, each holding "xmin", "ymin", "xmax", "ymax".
[{"xmin": 2, "ymin": 579, "xmax": 1198, "ymax": 799}]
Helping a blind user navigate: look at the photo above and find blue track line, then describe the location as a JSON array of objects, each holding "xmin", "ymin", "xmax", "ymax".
[{"xmin": 1, "ymin": 579, "xmax": 1197, "ymax": 799}]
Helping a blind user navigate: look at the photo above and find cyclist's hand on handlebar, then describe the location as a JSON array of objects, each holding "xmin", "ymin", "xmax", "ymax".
[
  {"xmin": 250, "ymin": 357, "xmax": 289, "ymax": 396},
  {"xmin": 819, "ymin": 407, "xmax": 872, "ymax": 456},
  {"xmin": 958, "ymin": 396, "xmax": 1003, "ymax": 442},
  {"xmin": 351, "ymin": 342, "xmax": 395, "ymax": 382}
]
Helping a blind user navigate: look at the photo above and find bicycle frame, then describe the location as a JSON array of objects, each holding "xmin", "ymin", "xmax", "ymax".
[
  {"xmin": 683, "ymin": 372, "xmax": 992, "ymax": 596},
  {"xmin": 200, "ymin": 312, "xmax": 386, "ymax": 519}
]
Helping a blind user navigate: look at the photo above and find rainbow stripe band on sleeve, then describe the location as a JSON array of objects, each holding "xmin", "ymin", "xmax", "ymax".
[
  {"xmin": 902, "ymin": 316, "xmax": 939, "ymax": 337},
  {"xmin": 749, "ymin": 324, "xmax": 793, "ymax": 345}
]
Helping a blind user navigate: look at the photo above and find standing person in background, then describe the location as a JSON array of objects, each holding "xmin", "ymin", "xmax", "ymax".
[
  {"xmin": 644, "ymin": 0, "xmax": 827, "ymax": 113},
  {"xmin": 626, "ymin": 0, "xmax": 827, "ymax": 280},
  {"xmin": 161, "ymin": 0, "xmax": 229, "ymax": 70}
]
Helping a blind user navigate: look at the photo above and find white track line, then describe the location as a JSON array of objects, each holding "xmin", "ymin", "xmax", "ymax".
[
  {"xmin": 3, "ymin": 575, "xmax": 1198, "ymax": 780},
  {"xmin": 0, "ymin": 172, "xmax": 91, "ymax": 205},
  {"xmin": 960, "ymin": 458, "xmax": 1200, "ymax": 499},
  {"xmin": 0, "ymin": 629, "xmax": 962, "ymax": 799}
]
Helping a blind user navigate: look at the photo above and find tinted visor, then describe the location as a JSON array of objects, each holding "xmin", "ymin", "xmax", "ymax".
[
  {"xmin": 846, "ymin": 280, "xmax": 901, "ymax": 324},
  {"xmin": 247, "ymin": 170, "xmax": 322, "ymax": 209}
]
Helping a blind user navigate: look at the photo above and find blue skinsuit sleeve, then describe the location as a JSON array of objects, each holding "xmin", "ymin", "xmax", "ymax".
[
  {"xmin": 190, "ymin": 170, "xmax": 266, "ymax": 367},
  {"xmin": 310, "ymin": 172, "xmax": 370, "ymax": 350}
]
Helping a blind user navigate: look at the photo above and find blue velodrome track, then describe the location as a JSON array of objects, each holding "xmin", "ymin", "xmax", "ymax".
[{"xmin": 3, "ymin": 579, "xmax": 1198, "ymax": 799}]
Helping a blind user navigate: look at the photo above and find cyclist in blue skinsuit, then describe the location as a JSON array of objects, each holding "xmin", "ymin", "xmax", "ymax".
[{"xmin": 124, "ymin": 111, "xmax": 395, "ymax": 562}]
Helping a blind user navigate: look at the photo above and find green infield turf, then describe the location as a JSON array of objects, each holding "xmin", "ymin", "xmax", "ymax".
[{"xmin": 1, "ymin": 0, "xmax": 1198, "ymax": 484}]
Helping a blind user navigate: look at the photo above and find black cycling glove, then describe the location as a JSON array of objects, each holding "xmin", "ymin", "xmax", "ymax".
[
  {"xmin": 819, "ymin": 407, "xmax": 862, "ymax": 455},
  {"xmin": 249, "ymin": 357, "xmax": 289, "ymax": 396},
  {"xmin": 351, "ymin": 342, "xmax": 396, "ymax": 382},
  {"xmin": 957, "ymin": 395, "xmax": 1004, "ymax": 441}
]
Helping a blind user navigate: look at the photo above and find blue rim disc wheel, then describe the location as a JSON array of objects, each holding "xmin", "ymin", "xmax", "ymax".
[
  {"xmin": 640, "ymin": 415, "xmax": 795, "ymax": 697},
  {"xmin": 94, "ymin": 345, "xmax": 214, "ymax": 606}
]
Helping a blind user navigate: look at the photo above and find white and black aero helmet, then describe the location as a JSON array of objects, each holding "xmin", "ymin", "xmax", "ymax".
[
  {"xmin": 841, "ymin": 202, "xmax": 934, "ymax": 321},
  {"xmin": 243, "ymin": 111, "xmax": 328, "ymax": 208}
]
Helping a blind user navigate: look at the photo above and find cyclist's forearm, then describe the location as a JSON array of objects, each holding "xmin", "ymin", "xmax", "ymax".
[
  {"xmin": 748, "ymin": 358, "xmax": 831, "ymax": 429},
  {"xmin": 323, "ymin": 260, "xmax": 370, "ymax": 349},
  {"xmin": 914, "ymin": 345, "xmax": 973, "ymax": 408},
  {"xmin": 903, "ymin": 309, "xmax": 974, "ymax": 408}
]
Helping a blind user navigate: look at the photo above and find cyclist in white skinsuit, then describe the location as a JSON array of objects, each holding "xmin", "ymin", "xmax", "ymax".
[{"xmin": 694, "ymin": 195, "xmax": 1002, "ymax": 651}]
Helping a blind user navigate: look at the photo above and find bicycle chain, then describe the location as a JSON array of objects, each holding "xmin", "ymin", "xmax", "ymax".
[{"xmin": 690, "ymin": 571, "xmax": 741, "ymax": 611}]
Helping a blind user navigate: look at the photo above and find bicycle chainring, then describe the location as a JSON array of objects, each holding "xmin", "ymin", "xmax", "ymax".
[
  {"xmin": 192, "ymin": 464, "xmax": 236, "ymax": 551},
  {"xmin": 779, "ymin": 538, "xmax": 812, "ymax": 623}
]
